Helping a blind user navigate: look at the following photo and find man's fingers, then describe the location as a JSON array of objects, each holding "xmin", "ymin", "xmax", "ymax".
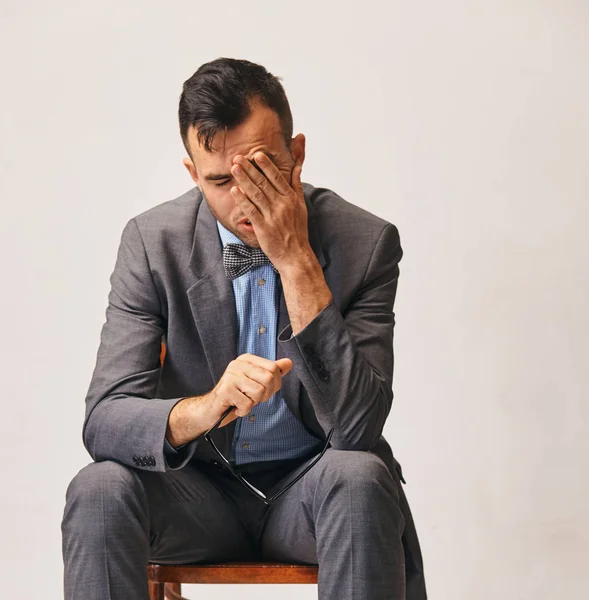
[
  {"xmin": 230, "ymin": 354, "xmax": 293, "ymax": 404},
  {"xmin": 253, "ymin": 152, "xmax": 291, "ymax": 195},
  {"xmin": 236, "ymin": 354, "xmax": 293, "ymax": 377},
  {"xmin": 231, "ymin": 162, "xmax": 271, "ymax": 210},
  {"xmin": 233, "ymin": 155, "xmax": 268, "ymax": 190},
  {"xmin": 233, "ymin": 394, "xmax": 255, "ymax": 417},
  {"xmin": 215, "ymin": 388, "xmax": 254, "ymax": 427},
  {"xmin": 216, "ymin": 356, "xmax": 294, "ymax": 426},
  {"xmin": 236, "ymin": 353, "xmax": 280, "ymax": 372},
  {"xmin": 235, "ymin": 373, "xmax": 265, "ymax": 399},
  {"xmin": 291, "ymin": 164, "xmax": 303, "ymax": 195},
  {"xmin": 239, "ymin": 362, "xmax": 277, "ymax": 387}
]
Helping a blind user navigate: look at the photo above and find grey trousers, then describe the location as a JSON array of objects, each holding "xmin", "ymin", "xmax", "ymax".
[{"xmin": 61, "ymin": 449, "xmax": 406, "ymax": 599}]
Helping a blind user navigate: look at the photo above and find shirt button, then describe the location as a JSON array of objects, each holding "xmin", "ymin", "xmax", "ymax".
[
  {"xmin": 249, "ymin": 415, "xmax": 255, "ymax": 422},
  {"xmin": 243, "ymin": 442, "xmax": 250, "ymax": 449},
  {"xmin": 259, "ymin": 325, "xmax": 267, "ymax": 334},
  {"xmin": 257, "ymin": 278, "xmax": 266, "ymax": 286}
]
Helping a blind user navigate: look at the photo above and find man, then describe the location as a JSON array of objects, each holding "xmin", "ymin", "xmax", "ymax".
[{"xmin": 61, "ymin": 57, "xmax": 427, "ymax": 600}]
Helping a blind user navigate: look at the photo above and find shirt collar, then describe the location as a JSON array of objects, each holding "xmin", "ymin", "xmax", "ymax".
[{"xmin": 216, "ymin": 219, "xmax": 245, "ymax": 248}]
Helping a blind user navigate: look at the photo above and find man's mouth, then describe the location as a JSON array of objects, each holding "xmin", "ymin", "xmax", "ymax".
[{"xmin": 239, "ymin": 219, "xmax": 254, "ymax": 230}]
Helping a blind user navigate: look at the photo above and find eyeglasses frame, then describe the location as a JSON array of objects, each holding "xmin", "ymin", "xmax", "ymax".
[{"xmin": 203, "ymin": 406, "xmax": 334, "ymax": 506}]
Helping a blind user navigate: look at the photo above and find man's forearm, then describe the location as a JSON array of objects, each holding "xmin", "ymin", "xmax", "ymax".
[
  {"xmin": 165, "ymin": 394, "xmax": 211, "ymax": 447},
  {"xmin": 280, "ymin": 250, "xmax": 333, "ymax": 336}
]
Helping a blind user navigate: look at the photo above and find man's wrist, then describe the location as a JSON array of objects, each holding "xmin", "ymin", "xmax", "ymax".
[
  {"xmin": 166, "ymin": 394, "xmax": 211, "ymax": 447},
  {"xmin": 278, "ymin": 248, "xmax": 320, "ymax": 279}
]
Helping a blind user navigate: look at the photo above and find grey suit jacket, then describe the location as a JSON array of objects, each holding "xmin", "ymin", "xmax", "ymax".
[{"xmin": 82, "ymin": 182, "xmax": 426, "ymax": 599}]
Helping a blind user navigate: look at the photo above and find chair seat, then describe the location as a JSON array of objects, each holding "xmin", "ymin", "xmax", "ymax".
[{"xmin": 147, "ymin": 561, "xmax": 318, "ymax": 585}]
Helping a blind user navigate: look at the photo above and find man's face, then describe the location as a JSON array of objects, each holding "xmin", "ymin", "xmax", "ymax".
[{"xmin": 183, "ymin": 101, "xmax": 305, "ymax": 248}]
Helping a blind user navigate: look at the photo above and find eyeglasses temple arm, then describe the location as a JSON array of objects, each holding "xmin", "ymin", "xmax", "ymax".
[{"xmin": 204, "ymin": 406, "xmax": 235, "ymax": 440}]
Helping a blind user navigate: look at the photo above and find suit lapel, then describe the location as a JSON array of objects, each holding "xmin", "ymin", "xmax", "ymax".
[{"xmin": 185, "ymin": 185, "xmax": 327, "ymax": 452}]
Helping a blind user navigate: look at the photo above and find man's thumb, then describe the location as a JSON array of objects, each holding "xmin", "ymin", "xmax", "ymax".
[{"xmin": 276, "ymin": 357, "xmax": 294, "ymax": 376}]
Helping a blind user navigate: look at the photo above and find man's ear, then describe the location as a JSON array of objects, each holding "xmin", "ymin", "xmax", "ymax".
[
  {"xmin": 290, "ymin": 133, "xmax": 306, "ymax": 168},
  {"xmin": 183, "ymin": 157, "xmax": 200, "ymax": 186}
]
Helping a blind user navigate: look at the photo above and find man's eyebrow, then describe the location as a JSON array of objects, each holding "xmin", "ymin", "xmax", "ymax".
[{"xmin": 203, "ymin": 152, "xmax": 280, "ymax": 182}]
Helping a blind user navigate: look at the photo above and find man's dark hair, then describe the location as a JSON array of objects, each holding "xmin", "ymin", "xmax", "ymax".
[{"xmin": 179, "ymin": 57, "xmax": 293, "ymax": 154}]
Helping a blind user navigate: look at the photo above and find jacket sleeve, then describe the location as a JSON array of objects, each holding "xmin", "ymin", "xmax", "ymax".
[
  {"xmin": 277, "ymin": 223, "xmax": 403, "ymax": 451},
  {"xmin": 82, "ymin": 218, "xmax": 198, "ymax": 472}
]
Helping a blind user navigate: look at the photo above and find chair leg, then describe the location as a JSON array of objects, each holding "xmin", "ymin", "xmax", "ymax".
[
  {"xmin": 164, "ymin": 583, "xmax": 187, "ymax": 600},
  {"xmin": 148, "ymin": 581, "xmax": 165, "ymax": 600}
]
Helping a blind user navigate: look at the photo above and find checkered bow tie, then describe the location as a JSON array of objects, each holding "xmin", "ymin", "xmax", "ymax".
[{"xmin": 222, "ymin": 243, "xmax": 279, "ymax": 280}]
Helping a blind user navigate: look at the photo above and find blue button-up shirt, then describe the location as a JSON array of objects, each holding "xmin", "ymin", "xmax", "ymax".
[{"xmin": 216, "ymin": 220, "xmax": 322, "ymax": 465}]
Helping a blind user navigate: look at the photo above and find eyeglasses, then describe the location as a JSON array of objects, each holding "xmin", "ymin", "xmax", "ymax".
[{"xmin": 204, "ymin": 406, "xmax": 334, "ymax": 506}]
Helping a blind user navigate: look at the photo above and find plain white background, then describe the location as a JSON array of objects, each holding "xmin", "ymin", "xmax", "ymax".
[{"xmin": 1, "ymin": 1, "xmax": 587, "ymax": 598}]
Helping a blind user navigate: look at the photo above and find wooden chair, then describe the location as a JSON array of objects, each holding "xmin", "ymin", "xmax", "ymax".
[
  {"xmin": 152, "ymin": 341, "xmax": 318, "ymax": 598},
  {"xmin": 147, "ymin": 562, "xmax": 318, "ymax": 599}
]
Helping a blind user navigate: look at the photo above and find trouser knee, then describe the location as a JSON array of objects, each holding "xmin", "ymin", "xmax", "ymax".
[
  {"xmin": 318, "ymin": 450, "xmax": 399, "ymax": 496},
  {"xmin": 62, "ymin": 460, "xmax": 146, "ymax": 535}
]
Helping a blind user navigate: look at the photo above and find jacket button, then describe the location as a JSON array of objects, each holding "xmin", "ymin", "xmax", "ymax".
[{"xmin": 318, "ymin": 370, "xmax": 329, "ymax": 381}]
